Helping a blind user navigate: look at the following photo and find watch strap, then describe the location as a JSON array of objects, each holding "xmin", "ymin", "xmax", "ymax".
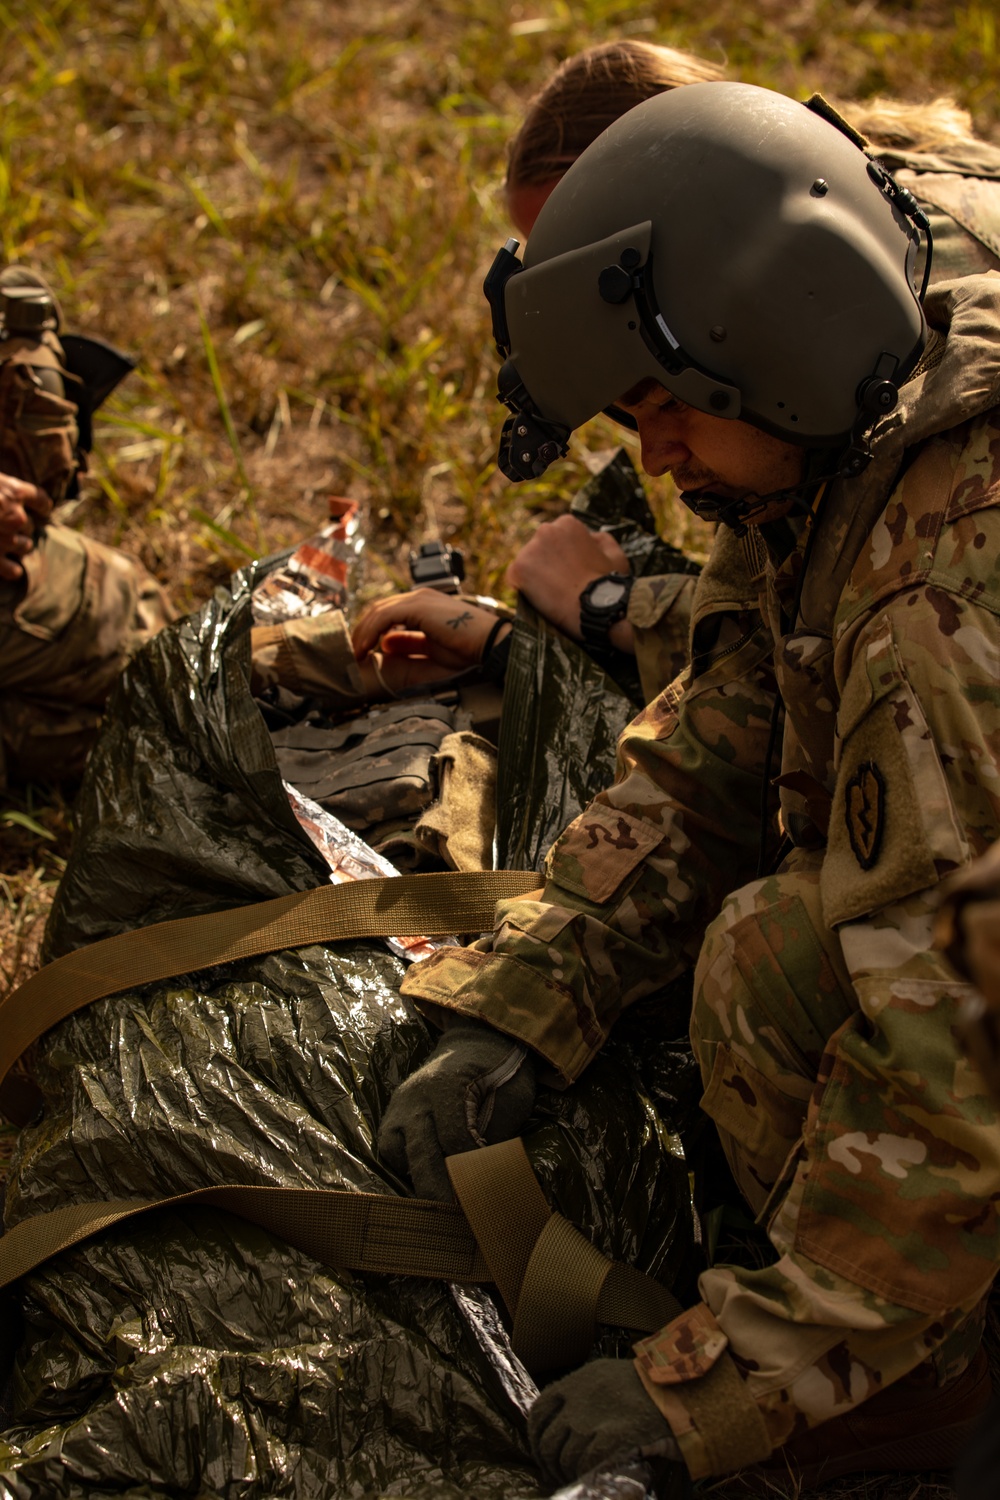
[{"xmin": 579, "ymin": 572, "xmax": 634, "ymax": 652}]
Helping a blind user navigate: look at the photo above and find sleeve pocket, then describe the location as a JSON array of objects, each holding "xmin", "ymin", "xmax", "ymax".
[
  {"xmin": 8, "ymin": 526, "xmax": 87, "ymax": 642},
  {"xmin": 822, "ymin": 615, "xmax": 968, "ymax": 927},
  {"xmin": 544, "ymin": 802, "xmax": 663, "ymax": 905}
]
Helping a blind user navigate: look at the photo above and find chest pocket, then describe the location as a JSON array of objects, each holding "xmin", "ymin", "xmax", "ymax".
[{"xmin": 821, "ymin": 614, "xmax": 968, "ymax": 927}]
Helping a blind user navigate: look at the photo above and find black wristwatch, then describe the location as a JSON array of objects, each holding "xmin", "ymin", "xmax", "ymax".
[{"xmin": 578, "ymin": 572, "xmax": 634, "ymax": 652}]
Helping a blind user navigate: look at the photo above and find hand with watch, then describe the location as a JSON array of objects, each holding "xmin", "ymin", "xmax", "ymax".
[{"xmin": 505, "ymin": 513, "xmax": 635, "ymax": 653}]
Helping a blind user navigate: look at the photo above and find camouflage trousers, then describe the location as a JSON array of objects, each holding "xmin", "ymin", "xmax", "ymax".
[
  {"xmin": 0, "ymin": 523, "xmax": 172, "ymax": 784},
  {"xmin": 689, "ymin": 852, "xmax": 986, "ymax": 1381}
]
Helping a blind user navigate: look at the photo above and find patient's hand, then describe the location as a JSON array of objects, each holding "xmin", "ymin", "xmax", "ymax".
[
  {"xmin": 353, "ymin": 588, "xmax": 511, "ymax": 695},
  {"xmin": 506, "ymin": 514, "xmax": 634, "ymax": 651},
  {"xmin": 0, "ymin": 472, "xmax": 51, "ymax": 582}
]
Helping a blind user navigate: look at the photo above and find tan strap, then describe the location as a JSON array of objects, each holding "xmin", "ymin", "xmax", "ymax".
[
  {"xmin": 0, "ymin": 870, "xmax": 539, "ymax": 1096},
  {"xmin": 447, "ymin": 1136, "xmax": 551, "ymax": 1316},
  {"xmin": 0, "ymin": 875, "xmax": 681, "ymax": 1375},
  {"xmin": 596, "ymin": 1260, "xmax": 682, "ymax": 1336},
  {"xmin": 449, "ymin": 1139, "xmax": 682, "ymax": 1376},
  {"xmin": 512, "ymin": 1210, "xmax": 614, "ymax": 1373},
  {"xmin": 0, "ymin": 1142, "xmax": 681, "ymax": 1377},
  {"xmin": 0, "ymin": 1183, "xmax": 489, "ymax": 1291}
]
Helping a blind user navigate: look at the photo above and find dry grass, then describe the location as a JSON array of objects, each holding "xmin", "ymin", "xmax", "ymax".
[
  {"xmin": 0, "ymin": 791, "xmax": 71, "ymax": 993},
  {"xmin": 0, "ymin": 3, "xmax": 997, "ymax": 1489}
]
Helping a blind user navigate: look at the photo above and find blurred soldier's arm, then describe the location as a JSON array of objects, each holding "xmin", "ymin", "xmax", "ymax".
[
  {"xmin": 0, "ymin": 472, "xmax": 51, "ymax": 581},
  {"xmin": 250, "ymin": 590, "xmax": 514, "ymax": 713}
]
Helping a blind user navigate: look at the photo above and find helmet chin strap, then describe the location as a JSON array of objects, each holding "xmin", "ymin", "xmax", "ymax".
[
  {"xmin": 680, "ymin": 474, "xmax": 830, "ymax": 535},
  {"xmin": 679, "ymin": 434, "xmax": 864, "ymax": 534},
  {"xmin": 677, "ymin": 362, "xmax": 904, "ymax": 534}
]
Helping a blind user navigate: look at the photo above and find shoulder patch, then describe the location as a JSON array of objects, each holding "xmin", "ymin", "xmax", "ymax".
[{"xmin": 845, "ymin": 759, "xmax": 886, "ymax": 870}]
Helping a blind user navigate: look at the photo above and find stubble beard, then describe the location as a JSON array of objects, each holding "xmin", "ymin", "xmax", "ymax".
[{"xmin": 671, "ymin": 459, "xmax": 747, "ymax": 503}]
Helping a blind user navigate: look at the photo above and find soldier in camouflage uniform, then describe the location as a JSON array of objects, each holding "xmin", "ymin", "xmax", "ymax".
[
  {"xmin": 0, "ymin": 269, "xmax": 172, "ymax": 785},
  {"xmin": 505, "ymin": 46, "xmax": 1000, "ymax": 705},
  {"xmin": 379, "ymin": 84, "xmax": 1000, "ymax": 1483}
]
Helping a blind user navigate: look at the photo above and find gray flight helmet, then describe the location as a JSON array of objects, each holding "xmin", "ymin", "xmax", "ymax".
[{"xmin": 484, "ymin": 82, "xmax": 927, "ymax": 481}]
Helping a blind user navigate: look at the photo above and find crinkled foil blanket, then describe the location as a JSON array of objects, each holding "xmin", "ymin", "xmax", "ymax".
[{"xmin": 0, "ymin": 558, "xmax": 698, "ymax": 1498}]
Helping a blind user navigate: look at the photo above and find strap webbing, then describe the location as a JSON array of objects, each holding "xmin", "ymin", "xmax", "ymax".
[
  {"xmin": 0, "ymin": 1142, "xmax": 680, "ymax": 1377},
  {"xmin": 512, "ymin": 1210, "xmax": 613, "ymax": 1373},
  {"xmin": 0, "ymin": 870, "xmax": 539, "ymax": 1094},
  {"xmin": 0, "ymin": 1183, "xmax": 489, "ymax": 1291},
  {"xmin": 0, "ymin": 874, "xmax": 682, "ymax": 1375},
  {"xmin": 449, "ymin": 1139, "xmax": 682, "ymax": 1376},
  {"xmin": 447, "ymin": 1136, "xmax": 551, "ymax": 1317}
]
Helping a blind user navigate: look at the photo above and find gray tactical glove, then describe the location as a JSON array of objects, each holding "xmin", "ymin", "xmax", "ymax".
[
  {"xmin": 529, "ymin": 1358, "xmax": 680, "ymax": 1485},
  {"xmin": 377, "ymin": 1019, "xmax": 537, "ymax": 1201}
]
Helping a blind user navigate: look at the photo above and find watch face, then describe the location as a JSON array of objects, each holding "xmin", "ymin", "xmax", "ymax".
[{"xmin": 589, "ymin": 578, "xmax": 628, "ymax": 609}]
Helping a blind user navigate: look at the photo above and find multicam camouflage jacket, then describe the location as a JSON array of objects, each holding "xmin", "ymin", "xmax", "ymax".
[
  {"xmin": 879, "ymin": 137, "xmax": 1000, "ymax": 281},
  {"xmin": 626, "ymin": 571, "xmax": 698, "ymax": 702},
  {"xmin": 0, "ymin": 523, "xmax": 172, "ymax": 784},
  {"xmin": 402, "ymin": 275, "xmax": 1000, "ymax": 1474},
  {"xmin": 0, "ymin": 275, "xmax": 172, "ymax": 784}
]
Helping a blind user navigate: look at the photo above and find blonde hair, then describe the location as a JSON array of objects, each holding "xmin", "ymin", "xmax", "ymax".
[
  {"xmin": 840, "ymin": 94, "xmax": 983, "ymax": 155},
  {"xmin": 506, "ymin": 40, "xmax": 723, "ymax": 190},
  {"xmin": 508, "ymin": 41, "xmax": 986, "ymax": 194}
]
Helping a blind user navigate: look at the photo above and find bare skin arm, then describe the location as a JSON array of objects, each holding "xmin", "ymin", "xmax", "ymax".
[
  {"xmin": 352, "ymin": 588, "xmax": 512, "ymax": 695},
  {"xmin": 353, "ymin": 513, "xmax": 632, "ymax": 698}
]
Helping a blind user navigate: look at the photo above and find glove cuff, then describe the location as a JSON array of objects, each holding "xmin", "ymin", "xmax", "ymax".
[
  {"xmin": 635, "ymin": 1350, "xmax": 772, "ymax": 1477},
  {"xmin": 464, "ymin": 1037, "xmax": 531, "ymax": 1147},
  {"xmin": 634, "ymin": 1304, "xmax": 773, "ymax": 1478}
]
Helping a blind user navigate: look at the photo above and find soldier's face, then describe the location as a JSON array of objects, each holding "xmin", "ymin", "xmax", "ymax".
[{"xmin": 616, "ymin": 378, "xmax": 806, "ymax": 516}]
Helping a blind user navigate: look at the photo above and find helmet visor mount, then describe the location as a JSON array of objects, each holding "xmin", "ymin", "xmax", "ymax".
[{"xmin": 485, "ymin": 222, "xmax": 742, "ymax": 482}]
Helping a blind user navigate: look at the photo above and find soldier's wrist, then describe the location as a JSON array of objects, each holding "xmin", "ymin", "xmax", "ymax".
[{"xmin": 608, "ymin": 618, "xmax": 635, "ymax": 654}]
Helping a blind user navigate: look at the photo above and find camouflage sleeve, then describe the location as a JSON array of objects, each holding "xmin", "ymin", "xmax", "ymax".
[
  {"xmin": 626, "ymin": 572, "xmax": 697, "ymax": 704},
  {"xmin": 936, "ymin": 839, "xmax": 1000, "ymax": 1101},
  {"xmin": 249, "ymin": 612, "xmax": 366, "ymax": 705},
  {"xmin": 0, "ymin": 524, "xmax": 173, "ymax": 784},
  {"xmin": 401, "ymin": 612, "xmax": 776, "ymax": 1083},
  {"xmin": 895, "ymin": 169, "xmax": 1000, "ymax": 281},
  {"xmin": 637, "ymin": 586, "xmax": 1000, "ymax": 1477}
]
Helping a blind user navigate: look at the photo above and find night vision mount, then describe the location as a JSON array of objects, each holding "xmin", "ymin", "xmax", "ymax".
[{"xmin": 484, "ymin": 239, "xmax": 571, "ymax": 481}]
